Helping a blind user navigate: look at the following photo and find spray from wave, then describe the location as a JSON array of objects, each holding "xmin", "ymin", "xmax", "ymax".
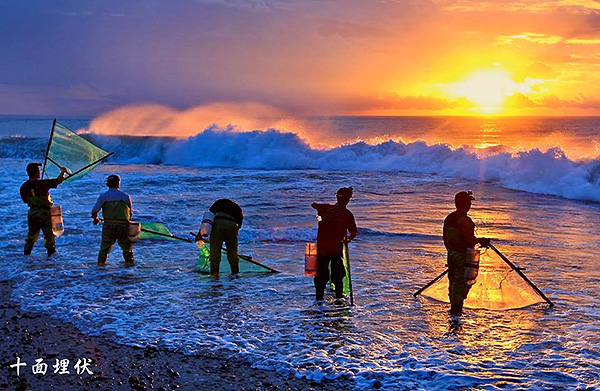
[
  {"xmin": 2, "ymin": 103, "xmax": 599, "ymax": 201},
  {"xmin": 81, "ymin": 128, "xmax": 600, "ymax": 202},
  {"xmin": 84, "ymin": 102, "xmax": 341, "ymax": 148}
]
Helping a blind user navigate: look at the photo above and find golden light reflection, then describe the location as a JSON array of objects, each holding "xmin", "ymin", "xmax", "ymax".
[
  {"xmin": 441, "ymin": 69, "xmax": 544, "ymax": 115},
  {"xmin": 420, "ymin": 305, "xmax": 539, "ymax": 365}
]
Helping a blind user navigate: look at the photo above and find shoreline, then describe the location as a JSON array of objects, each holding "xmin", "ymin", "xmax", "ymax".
[{"xmin": 0, "ymin": 280, "xmax": 353, "ymax": 391}]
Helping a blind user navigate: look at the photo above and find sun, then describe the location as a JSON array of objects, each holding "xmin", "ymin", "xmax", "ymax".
[{"xmin": 445, "ymin": 69, "xmax": 517, "ymax": 114}]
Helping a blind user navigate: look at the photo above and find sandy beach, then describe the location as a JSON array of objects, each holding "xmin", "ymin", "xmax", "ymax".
[{"xmin": 0, "ymin": 280, "xmax": 352, "ymax": 391}]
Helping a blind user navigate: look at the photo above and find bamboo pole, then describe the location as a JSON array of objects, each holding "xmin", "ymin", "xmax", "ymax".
[
  {"xmin": 67, "ymin": 152, "xmax": 114, "ymax": 178},
  {"xmin": 343, "ymin": 241, "xmax": 355, "ymax": 306},
  {"xmin": 41, "ymin": 118, "xmax": 56, "ymax": 179},
  {"xmin": 190, "ymin": 233, "xmax": 279, "ymax": 273},
  {"xmin": 413, "ymin": 269, "xmax": 449, "ymax": 297},
  {"xmin": 489, "ymin": 244, "xmax": 553, "ymax": 307}
]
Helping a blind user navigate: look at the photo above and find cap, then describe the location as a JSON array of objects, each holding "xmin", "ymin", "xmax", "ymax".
[
  {"xmin": 26, "ymin": 162, "xmax": 42, "ymax": 175},
  {"xmin": 106, "ymin": 174, "xmax": 121, "ymax": 187},
  {"xmin": 336, "ymin": 187, "xmax": 353, "ymax": 199},
  {"xmin": 455, "ymin": 191, "xmax": 475, "ymax": 206}
]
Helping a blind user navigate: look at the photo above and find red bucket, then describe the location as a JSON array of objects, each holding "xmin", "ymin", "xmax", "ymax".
[{"xmin": 304, "ymin": 243, "xmax": 317, "ymax": 276}]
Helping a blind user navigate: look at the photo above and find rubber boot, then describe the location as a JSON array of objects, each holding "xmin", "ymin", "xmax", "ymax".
[{"xmin": 450, "ymin": 302, "xmax": 463, "ymax": 316}]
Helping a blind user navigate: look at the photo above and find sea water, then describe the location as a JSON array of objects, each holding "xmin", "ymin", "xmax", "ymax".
[{"xmin": 0, "ymin": 116, "xmax": 599, "ymax": 390}]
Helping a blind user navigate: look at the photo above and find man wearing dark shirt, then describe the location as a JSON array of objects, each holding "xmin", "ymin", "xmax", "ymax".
[
  {"xmin": 201, "ymin": 199, "xmax": 244, "ymax": 277},
  {"xmin": 20, "ymin": 162, "xmax": 67, "ymax": 256},
  {"xmin": 312, "ymin": 187, "xmax": 358, "ymax": 301},
  {"xmin": 443, "ymin": 191, "xmax": 490, "ymax": 315}
]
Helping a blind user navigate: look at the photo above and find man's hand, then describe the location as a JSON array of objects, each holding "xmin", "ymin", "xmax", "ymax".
[
  {"xmin": 479, "ymin": 237, "xmax": 491, "ymax": 247},
  {"xmin": 91, "ymin": 211, "xmax": 100, "ymax": 225},
  {"xmin": 57, "ymin": 167, "xmax": 69, "ymax": 183}
]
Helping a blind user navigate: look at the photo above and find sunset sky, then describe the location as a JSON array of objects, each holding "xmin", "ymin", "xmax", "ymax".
[{"xmin": 1, "ymin": 0, "xmax": 600, "ymax": 116}]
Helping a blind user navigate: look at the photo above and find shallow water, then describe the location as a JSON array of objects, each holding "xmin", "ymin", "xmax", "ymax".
[
  {"xmin": 2, "ymin": 158, "xmax": 599, "ymax": 390},
  {"xmin": 1, "ymin": 116, "xmax": 599, "ymax": 390}
]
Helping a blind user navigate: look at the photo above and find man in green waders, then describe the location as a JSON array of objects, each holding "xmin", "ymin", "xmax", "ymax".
[
  {"xmin": 20, "ymin": 163, "xmax": 68, "ymax": 256},
  {"xmin": 443, "ymin": 191, "xmax": 490, "ymax": 315},
  {"xmin": 312, "ymin": 187, "xmax": 358, "ymax": 302},
  {"xmin": 197, "ymin": 199, "xmax": 243, "ymax": 277},
  {"xmin": 91, "ymin": 175, "xmax": 135, "ymax": 266}
]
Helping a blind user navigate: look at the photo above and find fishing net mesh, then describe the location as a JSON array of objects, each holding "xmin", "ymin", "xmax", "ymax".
[
  {"xmin": 139, "ymin": 222, "xmax": 177, "ymax": 240},
  {"xmin": 420, "ymin": 248, "xmax": 546, "ymax": 310},
  {"xmin": 196, "ymin": 243, "xmax": 271, "ymax": 273},
  {"xmin": 45, "ymin": 122, "xmax": 110, "ymax": 182},
  {"xmin": 330, "ymin": 243, "xmax": 353, "ymax": 296}
]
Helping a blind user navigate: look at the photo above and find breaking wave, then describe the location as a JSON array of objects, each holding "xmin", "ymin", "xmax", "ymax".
[{"xmin": 1, "ymin": 127, "xmax": 599, "ymax": 202}]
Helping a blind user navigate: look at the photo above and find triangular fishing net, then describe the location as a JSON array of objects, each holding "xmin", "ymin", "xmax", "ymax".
[
  {"xmin": 139, "ymin": 222, "xmax": 178, "ymax": 240},
  {"xmin": 196, "ymin": 242, "xmax": 274, "ymax": 273},
  {"xmin": 43, "ymin": 120, "xmax": 112, "ymax": 182},
  {"xmin": 419, "ymin": 247, "xmax": 549, "ymax": 310}
]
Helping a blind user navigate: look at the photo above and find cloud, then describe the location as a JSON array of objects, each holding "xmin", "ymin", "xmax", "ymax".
[
  {"xmin": 565, "ymin": 37, "xmax": 600, "ymax": 44},
  {"xmin": 496, "ymin": 31, "xmax": 600, "ymax": 46},
  {"xmin": 437, "ymin": 0, "xmax": 600, "ymax": 13},
  {"xmin": 504, "ymin": 93, "xmax": 600, "ymax": 109},
  {"xmin": 496, "ymin": 32, "xmax": 563, "ymax": 45}
]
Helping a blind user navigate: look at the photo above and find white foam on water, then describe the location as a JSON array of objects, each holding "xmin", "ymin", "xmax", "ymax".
[{"xmin": 1, "ymin": 159, "xmax": 599, "ymax": 390}]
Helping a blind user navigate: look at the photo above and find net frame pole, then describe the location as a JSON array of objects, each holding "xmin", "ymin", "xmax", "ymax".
[
  {"xmin": 413, "ymin": 269, "xmax": 449, "ymax": 297},
  {"xmin": 190, "ymin": 233, "xmax": 280, "ymax": 273},
  {"xmin": 489, "ymin": 244, "xmax": 554, "ymax": 307},
  {"xmin": 67, "ymin": 152, "xmax": 115, "ymax": 178},
  {"xmin": 46, "ymin": 156, "xmax": 66, "ymax": 170},
  {"xmin": 140, "ymin": 227, "xmax": 192, "ymax": 243},
  {"xmin": 343, "ymin": 241, "xmax": 355, "ymax": 306},
  {"xmin": 41, "ymin": 118, "xmax": 57, "ymax": 179}
]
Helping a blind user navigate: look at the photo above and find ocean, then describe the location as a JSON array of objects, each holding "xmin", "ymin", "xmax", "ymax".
[{"xmin": 1, "ymin": 115, "xmax": 599, "ymax": 390}]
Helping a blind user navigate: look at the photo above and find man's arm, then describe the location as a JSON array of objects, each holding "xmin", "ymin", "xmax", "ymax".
[
  {"xmin": 458, "ymin": 215, "xmax": 489, "ymax": 247},
  {"xmin": 91, "ymin": 194, "xmax": 104, "ymax": 225},
  {"xmin": 347, "ymin": 214, "xmax": 358, "ymax": 242},
  {"xmin": 55, "ymin": 168, "xmax": 68, "ymax": 184},
  {"xmin": 127, "ymin": 195, "xmax": 133, "ymax": 216},
  {"xmin": 20, "ymin": 183, "xmax": 29, "ymax": 204}
]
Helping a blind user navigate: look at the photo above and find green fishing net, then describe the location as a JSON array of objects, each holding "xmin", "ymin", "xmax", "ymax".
[{"xmin": 44, "ymin": 121, "xmax": 111, "ymax": 183}]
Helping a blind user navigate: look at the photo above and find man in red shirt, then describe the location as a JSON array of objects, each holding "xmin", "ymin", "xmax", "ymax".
[
  {"xmin": 20, "ymin": 163, "xmax": 67, "ymax": 256},
  {"xmin": 312, "ymin": 187, "xmax": 358, "ymax": 301}
]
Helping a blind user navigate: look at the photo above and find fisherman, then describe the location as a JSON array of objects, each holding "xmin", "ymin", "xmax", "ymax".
[
  {"xmin": 196, "ymin": 199, "xmax": 243, "ymax": 277},
  {"xmin": 20, "ymin": 163, "xmax": 68, "ymax": 256},
  {"xmin": 312, "ymin": 187, "xmax": 358, "ymax": 302},
  {"xmin": 91, "ymin": 175, "xmax": 135, "ymax": 266},
  {"xmin": 443, "ymin": 191, "xmax": 490, "ymax": 315}
]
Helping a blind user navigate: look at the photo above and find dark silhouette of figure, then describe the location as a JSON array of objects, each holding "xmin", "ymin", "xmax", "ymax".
[
  {"xmin": 20, "ymin": 162, "xmax": 67, "ymax": 256},
  {"xmin": 312, "ymin": 187, "xmax": 357, "ymax": 301},
  {"xmin": 204, "ymin": 199, "xmax": 243, "ymax": 277},
  {"xmin": 443, "ymin": 191, "xmax": 490, "ymax": 315}
]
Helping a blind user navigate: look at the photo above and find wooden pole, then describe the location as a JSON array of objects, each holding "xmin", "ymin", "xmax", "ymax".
[
  {"xmin": 489, "ymin": 244, "xmax": 553, "ymax": 307},
  {"xmin": 67, "ymin": 152, "xmax": 114, "ymax": 178},
  {"xmin": 343, "ymin": 241, "xmax": 355, "ymax": 306},
  {"xmin": 41, "ymin": 118, "xmax": 56, "ymax": 179},
  {"xmin": 413, "ymin": 269, "xmax": 449, "ymax": 297},
  {"xmin": 190, "ymin": 233, "xmax": 279, "ymax": 273}
]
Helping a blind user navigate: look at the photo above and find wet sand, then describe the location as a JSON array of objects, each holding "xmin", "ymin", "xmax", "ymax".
[{"xmin": 0, "ymin": 280, "xmax": 352, "ymax": 391}]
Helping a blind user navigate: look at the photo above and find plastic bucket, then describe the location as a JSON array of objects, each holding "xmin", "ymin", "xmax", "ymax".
[{"xmin": 305, "ymin": 242, "xmax": 318, "ymax": 276}]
